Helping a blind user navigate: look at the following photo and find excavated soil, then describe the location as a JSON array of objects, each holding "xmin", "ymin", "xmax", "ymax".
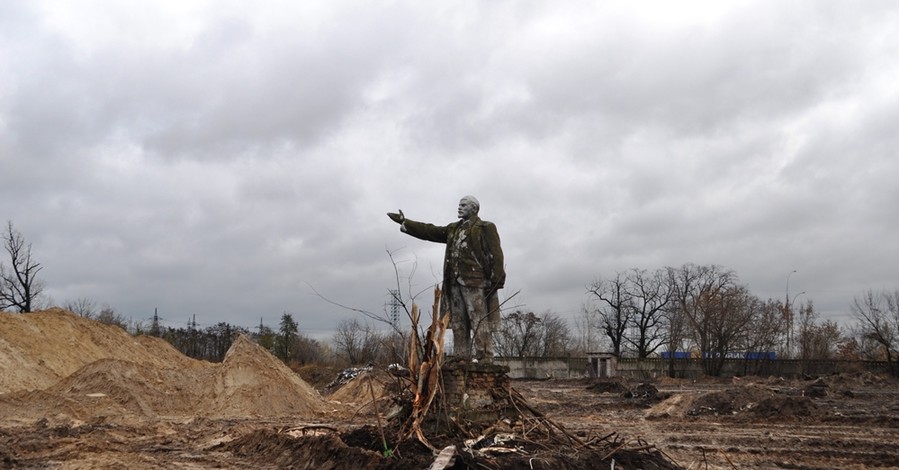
[
  {"xmin": 0, "ymin": 309, "xmax": 324, "ymax": 426},
  {"xmin": 523, "ymin": 375, "xmax": 899, "ymax": 469},
  {"xmin": 3, "ymin": 309, "xmax": 899, "ymax": 469}
]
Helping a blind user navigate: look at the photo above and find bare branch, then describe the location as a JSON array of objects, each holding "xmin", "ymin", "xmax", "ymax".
[
  {"xmin": 305, "ymin": 281, "xmax": 389, "ymax": 326},
  {"xmin": 1, "ymin": 221, "xmax": 45, "ymax": 313}
]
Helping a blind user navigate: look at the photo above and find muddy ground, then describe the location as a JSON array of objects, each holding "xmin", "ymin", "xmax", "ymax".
[
  {"xmin": 517, "ymin": 375, "xmax": 899, "ymax": 469},
  {"xmin": 2, "ymin": 310, "xmax": 899, "ymax": 469},
  {"xmin": 2, "ymin": 375, "xmax": 899, "ymax": 469}
]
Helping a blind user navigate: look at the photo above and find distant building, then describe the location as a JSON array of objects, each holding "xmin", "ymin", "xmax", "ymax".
[{"xmin": 585, "ymin": 352, "xmax": 617, "ymax": 378}]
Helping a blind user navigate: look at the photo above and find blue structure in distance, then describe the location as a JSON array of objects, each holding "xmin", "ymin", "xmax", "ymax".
[{"xmin": 660, "ymin": 351, "xmax": 777, "ymax": 360}]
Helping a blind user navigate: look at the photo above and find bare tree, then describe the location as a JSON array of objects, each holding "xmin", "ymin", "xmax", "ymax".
[
  {"xmin": 96, "ymin": 305, "xmax": 129, "ymax": 330},
  {"xmin": 587, "ymin": 272, "xmax": 632, "ymax": 357},
  {"xmin": 708, "ymin": 285, "xmax": 760, "ymax": 375},
  {"xmin": 834, "ymin": 335, "xmax": 861, "ymax": 361},
  {"xmin": 796, "ymin": 300, "xmax": 843, "ymax": 361},
  {"xmin": 64, "ymin": 297, "xmax": 98, "ymax": 318},
  {"xmin": 495, "ymin": 310, "xmax": 572, "ymax": 358},
  {"xmin": 625, "ymin": 268, "xmax": 672, "ymax": 358},
  {"xmin": 332, "ymin": 318, "xmax": 385, "ymax": 365},
  {"xmin": 851, "ymin": 289, "xmax": 899, "ymax": 376},
  {"xmin": 661, "ymin": 266, "xmax": 691, "ymax": 375},
  {"xmin": 571, "ymin": 304, "xmax": 603, "ymax": 354},
  {"xmin": 494, "ymin": 310, "xmax": 543, "ymax": 358},
  {"xmin": 850, "ymin": 324, "xmax": 889, "ymax": 361},
  {"xmin": 742, "ymin": 297, "xmax": 789, "ymax": 357},
  {"xmin": 536, "ymin": 311, "xmax": 572, "ymax": 357},
  {"xmin": 291, "ymin": 335, "xmax": 326, "ymax": 365},
  {"xmin": 668, "ymin": 264, "xmax": 756, "ymax": 376},
  {"xmin": 1, "ymin": 222, "xmax": 45, "ymax": 313}
]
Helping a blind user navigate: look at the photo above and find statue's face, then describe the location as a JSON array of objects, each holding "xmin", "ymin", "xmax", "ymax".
[{"xmin": 457, "ymin": 199, "xmax": 477, "ymax": 220}]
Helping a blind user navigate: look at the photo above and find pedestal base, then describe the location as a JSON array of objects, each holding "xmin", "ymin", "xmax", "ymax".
[{"xmin": 439, "ymin": 362, "xmax": 511, "ymax": 425}]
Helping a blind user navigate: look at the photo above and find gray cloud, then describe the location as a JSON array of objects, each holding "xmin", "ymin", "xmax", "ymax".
[{"xmin": 2, "ymin": 0, "xmax": 898, "ymax": 336}]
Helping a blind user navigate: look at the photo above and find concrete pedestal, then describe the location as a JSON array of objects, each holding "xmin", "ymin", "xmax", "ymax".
[{"xmin": 439, "ymin": 362, "xmax": 511, "ymax": 425}]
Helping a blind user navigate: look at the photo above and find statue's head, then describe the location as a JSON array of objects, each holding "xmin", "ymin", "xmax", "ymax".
[{"xmin": 457, "ymin": 195, "xmax": 480, "ymax": 220}]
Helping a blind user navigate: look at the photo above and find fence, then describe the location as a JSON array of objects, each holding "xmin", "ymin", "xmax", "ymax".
[
  {"xmin": 617, "ymin": 358, "xmax": 892, "ymax": 380},
  {"xmin": 493, "ymin": 356, "xmax": 892, "ymax": 380},
  {"xmin": 492, "ymin": 357, "xmax": 589, "ymax": 379}
]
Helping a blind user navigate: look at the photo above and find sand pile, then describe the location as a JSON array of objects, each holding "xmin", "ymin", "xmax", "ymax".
[
  {"xmin": 0, "ymin": 358, "xmax": 209, "ymax": 423},
  {"xmin": 0, "ymin": 308, "xmax": 203, "ymax": 394},
  {"xmin": 0, "ymin": 309, "xmax": 325, "ymax": 423},
  {"xmin": 202, "ymin": 335, "xmax": 324, "ymax": 418},
  {"xmin": 326, "ymin": 371, "xmax": 396, "ymax": 419},
  {"xmin": 328, "ymin": 371, "xmax": 386, "ymax": 404}
]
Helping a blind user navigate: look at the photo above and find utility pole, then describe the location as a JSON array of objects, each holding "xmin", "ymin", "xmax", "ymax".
[
  {"xmin": 189, "ymin": 314, "xmax": 198, "ymax": 358},
  {"xmin": 785, "ymin": 270, "xmax": 804, "ymax": 359},
  {"xmin": 150, "ymin": 307, "xmax": 161, "ymax": 337}
]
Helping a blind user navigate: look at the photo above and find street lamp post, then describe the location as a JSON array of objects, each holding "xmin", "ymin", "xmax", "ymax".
[
  {"xmin": 786, "ymin": 270, "xmax": 797, "ymax": 359},
  {"xmin": 790, "ymin": 290, "xmax": 806, "ymax": 358}
]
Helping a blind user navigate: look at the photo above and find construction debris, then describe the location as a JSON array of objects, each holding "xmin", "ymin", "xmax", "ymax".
[{"xmin": 327, "ymin": 365, "xmax": 374, "ymax": 389}]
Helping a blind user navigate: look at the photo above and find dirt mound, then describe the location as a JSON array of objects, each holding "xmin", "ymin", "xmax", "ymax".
[
  {"xmin": 689, "ymin": 386, "xmax": 773, "ymax": 416},
  {"xmin": 586, "ymin": 378, "xmax": 630, "ymax": 394},
  {"xmin": 223, "ymin": 426, "xmax": 683, "ymax": 470},
  {"xmin": 624, "ymin": 383, "xmax": 660, "ymax": 400},
  {"xmin": 0, "ymin": 309, "xmax": 204, "ymax": 394},
  {"xmin": 222, "ymin": 429, "xmax": 382, "ymax": 470},
  {"xmin": 0, "ymin": 358, "xmax": 198, "ymax": 424},
  {"xmin": 202, "ymin": 335, "xmax": 324, "ymax": 418},
  {"xmin": 750, "ymin": 395, "xmax": 818, "ymax": 418},
  {"xmin": 0, "ymin": 310, "xmax": 325, "ymax": 422},
  {"xmin": 326, "ymin": 370, "xmax": 402, "ymax": 420},
  {"xmin": 804, "ymin": 377, "xmax": 829, "ymax": 397},
  {"xmin": 646, "ymin": 392, "xmax": 699, "ymax": 419},
  {"xmin": 687, "ymin": 385, "xmax": 819, "ymax": 420},
  {"xmin": 329, "ymin": 372, "xmax": 384, "ymax": 403},
  {"xmin": 56, "ymin": 359, "xmax": 206, "ymax": 418},
  {"xmin": 825, "ymin": 371, "xmax": 897, "ymax": 388},
  {"xmin": 761, "ymin": 375, "xmax": 790, "ymax": 386},
  {"xmin": 133, "ymin": 334, "xmax": 209, "ymax": 370}
]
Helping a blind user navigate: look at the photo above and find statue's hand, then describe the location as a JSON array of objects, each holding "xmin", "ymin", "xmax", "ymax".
[{"xmin": 387, "ymin": 210, "xmax": 405, "ymax": 224}]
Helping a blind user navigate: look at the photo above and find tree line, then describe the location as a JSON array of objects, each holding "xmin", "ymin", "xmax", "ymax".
[
  {"xmin": 65, "ymin": 302, "xmax": 373, "ymax": 366},
  {"xmin": 584, "ymin": 264, "xmax": 839, "ymax": 376},
  {"xmin": 3, "ymin": 220, "xmax": 898, "ymax": 376},
  {"xmin": 495, "ymin": 264, "xmax": 898, "ymax": 377}
]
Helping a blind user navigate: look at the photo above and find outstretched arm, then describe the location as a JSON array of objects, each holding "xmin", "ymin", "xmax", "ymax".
[
  {"xmin": 386, "ymin": 209, "xmax": 451, "ymax": 243},
  {"xmin": 387, "ymin": 210, "xmax": 405, "ymax": 224}
]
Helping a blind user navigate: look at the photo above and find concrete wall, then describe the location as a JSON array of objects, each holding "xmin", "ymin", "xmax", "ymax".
[
  {"xmin": 493, "ymin": 357, "xmax": 589, "ymax": 379},
  {"xmin": 617, "ymin": 358, "xmax": 892, "ymax": 379},
  {"xmin": 493, "ymin": 356, "xmax": 892, "ymax": 379}
]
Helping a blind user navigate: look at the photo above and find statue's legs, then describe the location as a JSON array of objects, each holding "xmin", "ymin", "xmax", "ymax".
[
  {"xmin": 473, "ymin": 291, "xmax": 500, "ymax": 361},
  {"xmin": 446, "ymin": 286, "xmax": 472, "ymax": 359},
  {"xmin": 448, "ymin": 285, "xmax": 500, "ymax": 361}
]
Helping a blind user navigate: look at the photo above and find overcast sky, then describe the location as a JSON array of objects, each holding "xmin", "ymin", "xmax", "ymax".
[{"xmin": 2, "ymin": 1, "xmax": 898, "ymax": 338}]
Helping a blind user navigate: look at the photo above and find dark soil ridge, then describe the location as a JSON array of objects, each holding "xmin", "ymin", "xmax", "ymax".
[{"xmin": 223, "ymin": 426, "xmax": 685, "ymax": 470}]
